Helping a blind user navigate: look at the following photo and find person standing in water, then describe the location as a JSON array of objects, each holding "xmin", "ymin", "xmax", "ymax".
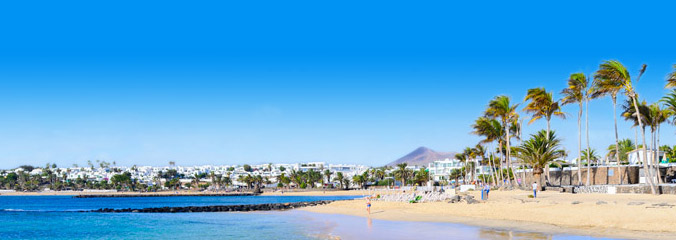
[{"xmin": 366, "ymin": 197, "xmax": 371, "ymax": 215}]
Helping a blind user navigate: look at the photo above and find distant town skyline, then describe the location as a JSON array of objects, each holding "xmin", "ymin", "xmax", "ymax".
[{"xmin": 1, "ymin": 1, "xmax": 676, "ymax": 168}]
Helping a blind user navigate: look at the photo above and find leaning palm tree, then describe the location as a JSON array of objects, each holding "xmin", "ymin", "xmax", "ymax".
[
  {"xmin": 471, "ymin": 117, "xmax": 505, "ymax": 185},
  {"xmin": 561, "ymin": 73, "xmax": 588, "ymax": 185},
  {"xmin": 512, "ymin": 130, "xmax": 566, "ymax": 189},
  {"xmin": 597, "ymin": 60, "xmax": 656, "ymax": 194},
  {"xmin": 485, "ymin": 95, "xmax": 519, "ymax": 185},
  {"xmin": 593, "ymin": 63, "xmax": 625, "ymax": 178},
  {"xmin": 665, "ymin": 64, "xmax": 676, "ymax": 88},
  {"xmin": 524, "ymin": 87, "xmax": 566, "ymax": 137}
]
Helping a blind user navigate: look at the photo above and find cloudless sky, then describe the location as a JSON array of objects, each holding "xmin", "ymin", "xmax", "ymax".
[{"xmin": 0, "ymin": 1, "xmax": 675, "ymax": 168}]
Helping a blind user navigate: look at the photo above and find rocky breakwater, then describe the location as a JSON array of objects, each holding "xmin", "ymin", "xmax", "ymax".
[{"xmin": 88, "ymin": 200, "xmax": 335, "ymax": 213}]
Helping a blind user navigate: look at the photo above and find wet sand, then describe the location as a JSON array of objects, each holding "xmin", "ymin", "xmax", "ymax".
[
  {"xmin": 304, "ymin": 190, "xmax": 676, "ymax": 240},
  {"xmin": 292, "ymin": 210, "xmax": 615, "ymax": 240}
]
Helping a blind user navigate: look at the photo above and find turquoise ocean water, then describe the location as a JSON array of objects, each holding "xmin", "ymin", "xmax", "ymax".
[{"xmin": 0, "ymin": 195, "xmax": 617, "ymax": 240}]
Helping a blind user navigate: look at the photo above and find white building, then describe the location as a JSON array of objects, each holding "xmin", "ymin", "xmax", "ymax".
[
  {"xmin": 627, "ymin": 149, "xmax": 665, "ymax": 165},
  {"xmin": 427, "ymin": 158, "xmax": 464, "ymax": 181}
]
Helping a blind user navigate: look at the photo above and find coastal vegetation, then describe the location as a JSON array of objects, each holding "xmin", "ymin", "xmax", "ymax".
[{"xmin": 456, "ymin": 60, "xmax": 676, "ymax": 195}]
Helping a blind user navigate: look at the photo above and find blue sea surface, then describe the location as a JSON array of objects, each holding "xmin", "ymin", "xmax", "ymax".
[
  {"xmin": 0, "ymin": 195, "xmax": 357, "ymax": 240},
  {"xmin": 0, "ymin": 195, "xmax": 623, "ymax": 240}
]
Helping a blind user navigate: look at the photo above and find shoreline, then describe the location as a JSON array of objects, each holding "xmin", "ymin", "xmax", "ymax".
[
  {"xmin": 303, "ymin": 190, "xmax": 676, "ymax": 240},
  {"xmin": 0, "ymin": 189, "xmax": 367, "ymax": 197}
]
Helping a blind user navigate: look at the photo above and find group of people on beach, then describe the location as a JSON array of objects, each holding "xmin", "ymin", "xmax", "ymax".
[{"xmin": 363, "ymin": 181, "xmax": 541, "ymax": 215}]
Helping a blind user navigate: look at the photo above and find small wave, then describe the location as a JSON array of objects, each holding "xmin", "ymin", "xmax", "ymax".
[
  {"xmin": 0, "ymin": 209, "xmax": 86, "ymax": 212},
  {"xmin": 1, "ymin": 209, "xmax": 30, "ymax": 212}
]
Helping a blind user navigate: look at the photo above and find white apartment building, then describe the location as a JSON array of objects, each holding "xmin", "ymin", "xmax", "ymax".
[{"xmin": 427, "ymin": 158, "xmax": 464, "ymax": 181}]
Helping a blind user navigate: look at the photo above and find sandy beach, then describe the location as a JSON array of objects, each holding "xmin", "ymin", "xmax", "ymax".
[{"xmin": 304, "ymin": 190, "xmax": 676, "ymax": 240}]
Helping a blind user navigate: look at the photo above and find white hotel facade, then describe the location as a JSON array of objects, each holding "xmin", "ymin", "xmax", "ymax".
[{"xmin": 427, "ymin": 158, "xmax": 493, "ymax": 182}]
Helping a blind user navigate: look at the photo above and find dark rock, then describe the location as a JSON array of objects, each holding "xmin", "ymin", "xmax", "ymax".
[{"xmin": 88, "ymin": 200, "xmax": 335, "ymax": 213}]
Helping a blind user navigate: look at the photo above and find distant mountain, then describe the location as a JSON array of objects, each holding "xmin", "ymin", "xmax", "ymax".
[{"xmin": 386, "ymin": 147, "xmax": 457, "ymax": 167}]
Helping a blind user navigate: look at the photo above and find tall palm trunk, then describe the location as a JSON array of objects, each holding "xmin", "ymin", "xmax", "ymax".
[
  {"xmin": 613, "ymin": 95, "xmax": 622, "ymax": 184},
  {"xmin": 630, "ymin": 95, "xmax": 657, "ymax": 194},
  {"xmin": 505, "ymin": 119, "xmax": 512, "ymax": 185},
  {"xmin": 545, "ymin": 119, "xmax": 551, "ymax": 187},
  {"xmin": 576, "ymin": 103, "xmax": 584, "ymax": 186},
  {"xmin": 489, "ymin": 153, "xmax": 497, "ymax": 185},
  {"xmin": 657, "ymin": 124, "xmax": 663, "ymax": 183},
  {"xmin": 585, "ymin": 98, "xmax": 592, "ymax": 184},
  {"xmin": 648, "ymin": 128, "xmax": 654, "ymax": 181},
  {"xmin": 497, "ymin": 143, "xmax": 504, "ymax": 186}
]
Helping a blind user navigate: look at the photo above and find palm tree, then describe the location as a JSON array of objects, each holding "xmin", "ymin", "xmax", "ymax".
[
  {"xmin": 593, "ymin": 62, "xmax": 625, "ymax": 181},
  {"xmin": 414, "ymin": 167, "xmax": 429, "ymax": 186},
  {"xmin": 471, "ymin": 117, "xmax": 504, "ymax": 185},
  {"xmin": 512, "ymin": 130, "xmax": 566, "ymax": 189},
  {"xmin": 524, "ymin": 87, "xmax": 565, "ymax": 186},
  {"xmin": 485, "ymin": 95, "xmax": 519, "ymax": 185},
  {"xmin": 449, "ymin": 168, "xmax": 462, "ymax": 187},
  {"xmin": 333, "ymin": 172, "xmax": 345, "ymax": 189},
  {"xmin": 221, "ymin": 175, "xmax": 232, "ymax": 187},
  {"xmin": 597, "ymin": 60, "xmax": 656, "ymax": 194},
  {"xmin": 606, "ymin": 139, "xmax": 634, "ymax": 165},
  {"xmin": 472, "ymin": 144, "xmax": 493, "ymax": 184},
  {"xmin": 395, "ymin": 163, "xmax": 411, "ymax": 186},
  {"xmin": 454, "ymin": 153, "xmax": 467, "ymax": 184},
  {"xmin": 323, "ymin": 169, "xmax": 332, "ymax": 187},
  {"xmin": 191, "ymin": 173, "xmax": 200, "ymax": 190},
  {"xmin": 374, "ymin": 169, "xmax": 385, "ymax": 181},
  {"xmin": 581, "ymin": 148, "xmax": 600, "ymax": 166},
  {"xmin": 561, "ymin": 74, "xmax": 588, "ymax": 185},
  {"xmin": 524, "ymin": 87, "xmax": 566, "ymax": 137},
  {"xmin": 648, "ymin": 103, "xmax": 671, "ymax": 183},
  {"xmin": 342, "ymin": 178, "xmax": 351, "ymax": 190},
  {"xmin": 352, "ymin": 175, "xmax": 365, "ymax": 189},
  {"xmin": 665, "ymin": 64, "xmax": 676, "ymax": 88},
  {"xmin": 463, "ymin": 147, "xmax": 476, "ymax": 182}
]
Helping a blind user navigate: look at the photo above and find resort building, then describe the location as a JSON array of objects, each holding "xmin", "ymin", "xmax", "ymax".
[
  {"xmin": 296, "ymin": 162, "xmax": 326, "ymax": 172},
  {"xmin": 627, "ymin": 149, "xmax": 666, "ymax": 165},
  {"xmin": 427, "ymin": 158, "xmax": 464, "ymax": 181}
]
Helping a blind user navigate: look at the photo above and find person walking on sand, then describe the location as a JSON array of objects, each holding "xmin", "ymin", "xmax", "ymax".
[
  {"xmin": 532, "ymin": 182, "xmax": 538, "ymax": 198},
  {"xmin": 366, "ymin": 197, "xmax": 371, "ymax": 215},
  {"xmin": 483, "ymin": 183, "xmax": 490, "ymax": 200}
]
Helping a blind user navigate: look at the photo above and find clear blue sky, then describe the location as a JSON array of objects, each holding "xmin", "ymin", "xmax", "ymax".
[{"xmin": 0, "ymin": 1, "xmax": 675, "ymax": 168}]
